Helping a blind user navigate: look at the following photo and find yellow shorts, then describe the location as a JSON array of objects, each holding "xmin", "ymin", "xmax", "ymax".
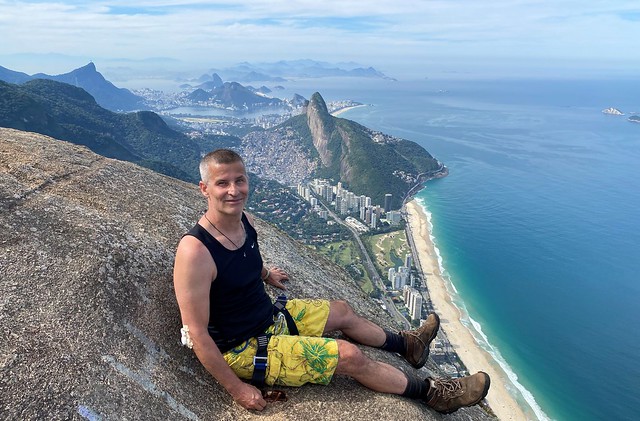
[{"xmin": 223, "ymin": 299, "xmax": 339, "ymax": 386}]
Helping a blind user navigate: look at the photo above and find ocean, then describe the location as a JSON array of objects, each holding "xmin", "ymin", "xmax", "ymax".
[{"xmin": 273, "ymin": 77, "xmax": 640, "ymax": 421}]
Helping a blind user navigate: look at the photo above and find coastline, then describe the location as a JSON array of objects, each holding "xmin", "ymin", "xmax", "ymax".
[
  {"xmin": 330, "ymin": 104, "xmax": 367, "ymax": 116},
  {"xmin": 405, "ymin": 199, "xmax": 530, "ymax": 421}
]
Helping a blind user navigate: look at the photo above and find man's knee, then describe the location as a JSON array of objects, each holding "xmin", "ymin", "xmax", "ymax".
[
  {"xmin": 331, "ymin": 300, "xmax": 355, "ymax": 320},
  {"xmin": 335, "ymin": 339, "xmax": 367, "ymax": 375},
  {"xmin": 325, "ymin": 300, "xmax": 358, "ymax": 333}
]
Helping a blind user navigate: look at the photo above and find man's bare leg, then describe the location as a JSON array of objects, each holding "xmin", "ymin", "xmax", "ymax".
[
  {"xmin": 323, "ymin": 300, "xmax": 386, "ymax": 346},
  {"xmin": 333, "ymin": 339, "xmax": 408, "ymax": 394},
  {"xmin": 326, "ymin": 301, "xmax": 492, "ymax": 414}
]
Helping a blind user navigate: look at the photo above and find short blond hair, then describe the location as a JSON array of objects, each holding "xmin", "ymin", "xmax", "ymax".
[{"xmin": 199, "ymin": 149, "xmax": 245, "ymax": 183}]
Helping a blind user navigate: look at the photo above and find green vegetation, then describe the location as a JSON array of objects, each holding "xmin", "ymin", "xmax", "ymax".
[
  {"xmin": 0, "ymin": 79, "xmax": 243, "ymax": 184},
  {"xmin": 363, "ymin": 229, "xmax": 411, "ymax": 277},
  {"xmin": 269, "ymin": 92, "xmax": 442, "ymax": 210},
  {"xmin": 335, "ymin": 119, "xmax": 440, "ymax": 209},
  {"xmin": 276, "ymin": 114, "xmax": 318, "ymax": 159},
  {"xmin": 313, "ymin": 240, "xmax": 374, "ymax": 294},
  {"xmin": 247, "ymin": 177, "xmax": 350, "ymax": 243}
]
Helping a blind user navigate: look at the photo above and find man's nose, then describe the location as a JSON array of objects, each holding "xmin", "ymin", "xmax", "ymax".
[{"xmin": 228, "ymin": 183, "xmax": 237, "ymax": 195}]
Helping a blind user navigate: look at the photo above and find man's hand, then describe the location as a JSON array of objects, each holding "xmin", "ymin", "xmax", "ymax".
[
  {"xmin": 265, "ymin": 266, "xmax": 289, "ymax": 290},
  {"xmin": 230, "ymin": 382, "xmax": 267, "ymax": 411}
]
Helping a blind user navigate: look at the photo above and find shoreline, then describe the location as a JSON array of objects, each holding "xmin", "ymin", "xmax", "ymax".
[
  {"xmin": 330, "ymin": 104, "xmax": 367, "ymax": 116},
  {"xmin": 404, "ymin": 199, "xmax": 531, "ymax": 421}
]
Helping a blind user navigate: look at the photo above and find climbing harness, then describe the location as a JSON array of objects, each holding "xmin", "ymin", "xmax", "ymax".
[{"xmin": 251, "ymin": 294, "xmax": 298, "ymax": 387}]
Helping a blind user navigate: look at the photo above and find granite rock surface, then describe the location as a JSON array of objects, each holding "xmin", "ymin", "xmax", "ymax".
[{"xmin": 0, "ymin": 128, "xmax": 496, "ymax": 420}]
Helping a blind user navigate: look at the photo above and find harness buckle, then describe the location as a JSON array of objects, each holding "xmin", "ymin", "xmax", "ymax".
[{"xmin": 253, "ymin": 355, "xmax": 268, "ymax": 370}]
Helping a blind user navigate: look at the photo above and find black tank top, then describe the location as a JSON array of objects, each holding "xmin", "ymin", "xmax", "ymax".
[{"xmin": 184, "ymin": 213, "xmax": 273, "ymax": 353}]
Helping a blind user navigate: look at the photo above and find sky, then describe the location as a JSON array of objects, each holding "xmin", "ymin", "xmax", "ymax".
[{"xmin": 1, "ymin": 0, "xmax": 639, "ymax": 81}]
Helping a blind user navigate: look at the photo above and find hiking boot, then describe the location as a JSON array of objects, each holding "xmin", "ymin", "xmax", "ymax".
[
  {"xmin": 424, "ymin": 372, "xmax": 491, "ymax": 414},
  {"xmin": 400, "ymin": 313, "xmax": 440, "ymax": 368}
]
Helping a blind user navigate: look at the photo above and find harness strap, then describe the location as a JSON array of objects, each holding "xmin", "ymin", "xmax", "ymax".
[
  {"xmin": 251, "ymin": 333, "xmax": 270, "ymax": 387},
  {"xmin": 251, "ymin": 294, "xmax": 299, "ymax": 388},
  {"xmin": 273, "ymin": 294, "xmax": 299, "ymax": 336}
]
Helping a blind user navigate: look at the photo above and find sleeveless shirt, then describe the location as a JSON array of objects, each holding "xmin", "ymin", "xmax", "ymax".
[{"xmin": 184, "ymin": 213, "xmax": 273, "ymax": 353}]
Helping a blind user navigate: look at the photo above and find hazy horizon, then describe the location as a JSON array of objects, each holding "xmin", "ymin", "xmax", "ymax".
[{"xmin": 1, "ymin": 1, "xmax": 639, "ymax": 82}]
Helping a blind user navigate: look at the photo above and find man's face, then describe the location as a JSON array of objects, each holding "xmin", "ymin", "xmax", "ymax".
[{"xmin": 200, "ymin": 161, "xmax": 249, "ymax": 217}]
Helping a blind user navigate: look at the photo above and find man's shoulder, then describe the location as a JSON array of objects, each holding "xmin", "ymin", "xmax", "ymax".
[
  {"xmin": 176, "ymin": 234, "xmax": 210, "ymax": 262},
  {"xmin": 243, "ymin": 211, "xmax": 256, "ymax": 226}
]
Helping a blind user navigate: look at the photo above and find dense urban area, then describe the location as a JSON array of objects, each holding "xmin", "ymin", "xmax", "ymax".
[{"xmin": 246, "ymin": 151, "xmax": 468, "ymax": 377}]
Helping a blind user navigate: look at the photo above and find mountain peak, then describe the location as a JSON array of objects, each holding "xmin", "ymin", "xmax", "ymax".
[
  {"xmin": 306, "ymin": 92, "xmax": 336, "ymax": 169},
  {"xmin": 80, "ymin": 62, "xmax": 97, "ymax": 72},
  {"xmin": 308, "ymin": 92, "xmax": 329, "ymax": 116}
]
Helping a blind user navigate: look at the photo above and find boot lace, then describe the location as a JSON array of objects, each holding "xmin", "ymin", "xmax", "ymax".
[
  {"xmin": 432, "ymin": 378, "xmax": 465, "ymax": 400},
  {"xmin": 400, "ymin": 329, "xmax": 426, "ymax": 347}
]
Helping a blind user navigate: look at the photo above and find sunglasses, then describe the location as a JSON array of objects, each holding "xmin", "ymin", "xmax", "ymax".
[{"xmin": 262, "ymin": 389, "xmax": 288, "ymax": 403}]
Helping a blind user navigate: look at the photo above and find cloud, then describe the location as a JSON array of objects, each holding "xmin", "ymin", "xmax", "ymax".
[{"xmin": 1, "ymin": 0, "xmax": 639, "ymax": 77}]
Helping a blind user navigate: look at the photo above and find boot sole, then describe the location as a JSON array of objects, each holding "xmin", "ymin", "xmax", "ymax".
[{"xmin": 413, "ymin": 313, "xmax": 440, "ymax": 369}]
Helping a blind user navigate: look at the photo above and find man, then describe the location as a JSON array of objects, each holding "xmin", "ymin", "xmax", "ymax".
[{"xmin": 173, "ymin": 149, "xmax": 490, "ymax": 413}]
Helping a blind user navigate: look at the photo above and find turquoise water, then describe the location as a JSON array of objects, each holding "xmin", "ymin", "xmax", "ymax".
[{"xmin": 277, "ymin": 78, "xmax": 640, "ymax": 420}]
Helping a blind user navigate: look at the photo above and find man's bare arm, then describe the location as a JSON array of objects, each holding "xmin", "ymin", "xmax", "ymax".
[
  {"xmin": 244, "ymin": 212, "xmax": 289, "ymax": 290},
  {"xmin": 173, "ymin": 235, "xmax": 266, "ymax": 410}
]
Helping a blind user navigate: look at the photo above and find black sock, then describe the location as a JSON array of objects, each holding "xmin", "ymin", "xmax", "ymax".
[
  {"xmin": 402, "ymin": 374, "xmax": 430, "ymax": 399},
  {"xmin": 380, "ymin": 329, "xmax": 406, "ymax": 354}
]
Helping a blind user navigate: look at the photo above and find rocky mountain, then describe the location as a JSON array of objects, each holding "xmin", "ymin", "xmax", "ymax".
[
  {"xmin": 214, "ymin": 59, "xmax": 395, "ymax": 81},
  {"xmin": 241, "ymin": 92, "xmax": 447, "ymax": 209},
  {"xmin": 0, "ymin": 65, "xmax": 32, "ymax": 84},
  {"xmin": 0, "ymin": 127, "xmax": 494, "ymax": 421},
  {"xmin": 0, "ymin": 78, "xmax": 210, "ymax": 182},
  {"xmin": 186, "ymin": 81, "xmax": 286, "ymax": 110},
  {"xmin": 0, "ymin": 62, "xmax": 144, "ymax": 111}
]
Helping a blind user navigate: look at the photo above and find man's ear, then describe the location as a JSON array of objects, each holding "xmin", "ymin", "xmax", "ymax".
[{"xmin": 199, "ymin": 181, "xmax": 209, "ymax": 198}]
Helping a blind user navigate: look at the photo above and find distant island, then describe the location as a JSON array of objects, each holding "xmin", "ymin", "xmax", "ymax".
[{"xmin": 602, "ymin": 107, "xmax": 624, "ymax": 115}]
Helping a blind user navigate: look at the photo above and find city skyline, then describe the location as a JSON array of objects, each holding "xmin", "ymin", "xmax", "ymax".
[{"xmin": 1, "ymin": 1, "xmax": 639, "ymax": 80}]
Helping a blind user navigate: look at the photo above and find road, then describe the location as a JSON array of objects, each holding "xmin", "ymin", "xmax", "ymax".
[{"xmin": 320, "ymin": 202, "xmax": 411, "ymax": 329}]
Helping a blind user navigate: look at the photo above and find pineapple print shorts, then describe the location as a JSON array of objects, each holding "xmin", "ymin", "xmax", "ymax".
[{"xmin": 223, "ymin": 298, "xmax": 339, "ymax": 386}]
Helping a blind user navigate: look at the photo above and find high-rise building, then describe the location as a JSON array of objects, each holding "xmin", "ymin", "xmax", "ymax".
[
  {"xmin": 387, "ymin": 210, "xmax": 402, "ymax": 225},
  {"xmin": 388, "ymin": 268, "xmax": 396, "ymax": 285},
  {"xmin": 405, "ymin": 254, "xmax": 413, "ymax": 270},
  {"xmin": 403, "ymin": 288, "xmax": 423, "ymax": 321},
  {"xmin": 394, "ymin": 266, "xmax": 409, "ymax": 289},
  {"xmin": 410, "ymin": 293, "xmax": 423, "ymax": 320},
  {"xmin": 340, "ymin": 198, "xmax": 349, "ymax": 215},
  {"xmin": 384, "ymin": 193, "xmax": 392, "ymax": 212}
]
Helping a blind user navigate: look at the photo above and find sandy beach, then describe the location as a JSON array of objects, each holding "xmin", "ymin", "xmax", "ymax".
[
  {"xmin": 405, "ymin": 199, "xmax": 529, "ymax": 421},
  {"xmin": 330, "ymin": 104, "xmax": 367, "ymax": 117}
]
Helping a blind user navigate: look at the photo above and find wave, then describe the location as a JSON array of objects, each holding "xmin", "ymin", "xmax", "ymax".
[
  {"xmin": 467, "ymin": 317, "xmax": 551, "ymax": 421},
  {"xmin": 414, "ymin": 196, "xmax": 551, "ymax": 421}
]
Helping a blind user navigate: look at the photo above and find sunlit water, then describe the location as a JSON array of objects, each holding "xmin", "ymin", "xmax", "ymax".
[{"xmin": 275, "ymin": 77, "xmax": 640, "ymax": 421}]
